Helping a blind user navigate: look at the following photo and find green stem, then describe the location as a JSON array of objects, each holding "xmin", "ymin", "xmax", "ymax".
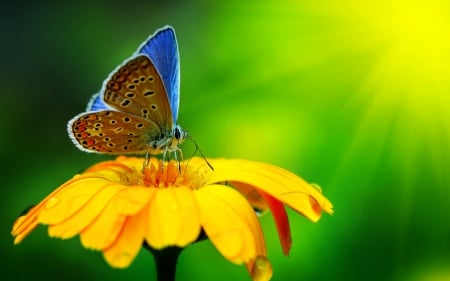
[
  {"xmin": 145, "ymin": 244, "xmax": 182, "ymax": 281},
  {"xmin": 143, "ymin": 230, "xmax": 207, "ymax": 281}
]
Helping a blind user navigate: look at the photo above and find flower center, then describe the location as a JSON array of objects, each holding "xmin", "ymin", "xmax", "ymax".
[{"xmin": 139, "ymin": 159, "xmax": 209, "ymax": 190}]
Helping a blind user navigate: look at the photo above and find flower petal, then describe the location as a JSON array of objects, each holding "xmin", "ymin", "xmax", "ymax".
[
  {"xmin": 231, "ymin": 182, "xmax": 268, "ymax": 213},
  {"xmin": 103, "ymin": 209, "xmax": 146, "ymax": 268},
  {"xmin": 233, "ymin": 182, "xmax": 292, "ymax": 256},
  {"xmin": 47, "ymin": 183, "xmax": 125, "ymax": 238},
  {"xmin": 84, "ymin": 158, "xmax": 136, "ymax": 180},
  {"xmin": 145, "ymin": 186, "xmax": 201, "ymax": 249},
  {"xmin": 12, "ymin": 176, "xmax": 102, "ymax": 243},
  {"xmin": 39, "ymin": 177, "xmax": 116, "ymax": 225},
  {"xmin": 11, "ymin": 214, "xmax": 36, "ymax": 244},
  {"xmin": 80, "ymin": 187, "xmax": 154, "ymax": 250},
  {"xmin": 196, "ymin": 184, "xmax": 264, "ymax": 264},
  {"xmin": 12, "ymin": 156, "xmax": 332, "ymax": 279},
  {"xmin": 259, "ymin": 190, "xmax": 291, "ymax": 256},
  {"xmin": 206, "ymin": 159, "xmax": 333, "ymax": 222}
]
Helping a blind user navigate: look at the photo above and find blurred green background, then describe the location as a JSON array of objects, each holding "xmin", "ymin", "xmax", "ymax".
[{"xmin": 2, "ymin": 0, "xmax": 449, "ymax": 280}]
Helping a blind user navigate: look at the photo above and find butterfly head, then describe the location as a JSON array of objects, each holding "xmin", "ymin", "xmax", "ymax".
[
  {"xmin": 172, "ymin": 125, "xmax": 187, "ymax": 148},
  {"xmin": 143, "ymin": 124, "xmax": 186, "ymax": 156}
]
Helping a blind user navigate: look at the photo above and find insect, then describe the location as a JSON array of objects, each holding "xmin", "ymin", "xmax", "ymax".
[{"xmin": 67, "ymin": 26, "xmax": 186, "ymax": 163}]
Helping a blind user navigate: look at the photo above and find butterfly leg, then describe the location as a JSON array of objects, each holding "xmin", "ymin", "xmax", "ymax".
[
  {"xmin": 173, "ymin": 147, "xmax": 184, "ymax": 173},
  {"xmin": 142, "ymin": 145, "xmax": 153, "ymax": 173},
  {"xmin": 159, "ymin": 147, "xmax": 170, "ymax": 172}
]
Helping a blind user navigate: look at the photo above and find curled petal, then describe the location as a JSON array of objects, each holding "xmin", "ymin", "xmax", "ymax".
[
  {"xmin": 259, "ymin": 191, "xmax": 291, "ymax": 256},
  {"xmin": 196, "ymin": 185, "xmax": 264, "ymax": 264},
  {"xmin": 233, "ymin": 182, "xmax": 292, "ymax": 256},
  {"xmin": 206, "ymin": 159, "xmax": 333, "ymax": 222},
  {"xmin": 232, "ymin": 182, "xmax": 268, "ymax": 213}
]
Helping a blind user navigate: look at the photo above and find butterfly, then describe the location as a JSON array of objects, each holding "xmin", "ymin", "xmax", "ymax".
[{"xmin": 67, "ymin": 26, "xmax": 186, "ymax": 162}]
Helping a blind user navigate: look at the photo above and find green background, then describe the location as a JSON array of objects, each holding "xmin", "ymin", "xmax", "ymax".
[{"xmin": 2, "ymin": 1, "xmax": 449, "ymax": 280}]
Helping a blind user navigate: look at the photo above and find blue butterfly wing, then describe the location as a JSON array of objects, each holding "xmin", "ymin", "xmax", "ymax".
[
  {"xmin": 138, "ymin": 26, "xmax": 180, "ymax": 125},
  {"xmin": 86, "ymin": 93, "xmax": 112, "ymax": 111}
]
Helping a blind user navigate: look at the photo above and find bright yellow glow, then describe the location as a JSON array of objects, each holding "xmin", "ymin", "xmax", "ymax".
[
  {"xmin": 306, "ymin": 0, "xmax": 450, "ymax": 98},
  {"xmin": 283, "ymin": 0, "xmax": 450, "ymax": 192},
  {"xmin": 365, "ymin": 0, "xmax": 450, "ymax": 89},
  {"xmin": 206, "ymin": 0, "xmax": 450, "ymax": 172},
  {"xmin": 318, "ymin": 1, "xmax": 450, "ymax": 151}
]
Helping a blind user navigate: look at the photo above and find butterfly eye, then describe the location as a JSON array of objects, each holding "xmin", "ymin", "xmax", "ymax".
[{"xmin": 174, "ymin": 128, "xmax": 181, "ymax": 140}]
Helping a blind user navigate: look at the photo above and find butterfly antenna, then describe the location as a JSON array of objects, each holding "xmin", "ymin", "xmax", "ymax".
[{"xmin": 186, "ymin": 135, "xmax": 214, "ymax": 171}]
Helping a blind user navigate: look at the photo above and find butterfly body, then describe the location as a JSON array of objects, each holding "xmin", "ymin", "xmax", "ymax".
[{"xmin": 68, "ymin": 26, "xmax": 186, "ymax": 156}]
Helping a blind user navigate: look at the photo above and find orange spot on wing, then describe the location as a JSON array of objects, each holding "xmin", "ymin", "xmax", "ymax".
[
  {"xmin": 78, "ymin": 132, "xmax": 90, "ymax": 138},
  {"xmin": 85, "ymin": 139, "xmax": 96, "ymax": 146}
]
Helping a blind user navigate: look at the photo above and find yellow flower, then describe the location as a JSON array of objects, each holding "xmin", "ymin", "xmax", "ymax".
[{"xmin": 12, "ymin": 156, "xmax": 333, "ymax": 281}]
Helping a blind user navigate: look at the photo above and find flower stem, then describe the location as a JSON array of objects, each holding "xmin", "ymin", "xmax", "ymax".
[{"xmin": 145, "ymin": 244, "xmax": 182, "ymax": 281}]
